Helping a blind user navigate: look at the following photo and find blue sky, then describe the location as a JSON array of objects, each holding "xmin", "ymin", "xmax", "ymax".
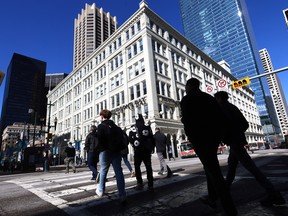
[{"xmin": 0, "ymin": 0, "xmax": 288, "ymax": 115}]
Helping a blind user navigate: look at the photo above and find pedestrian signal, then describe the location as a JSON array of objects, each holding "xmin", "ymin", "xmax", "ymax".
[{"xmin": 232, "ymin": 78, "xmax": 251, "ymax": 89}]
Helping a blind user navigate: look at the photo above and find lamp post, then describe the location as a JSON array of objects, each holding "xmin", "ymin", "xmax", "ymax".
[{"xmin": 44, "ymin": 102, "xmax": 57, "ymax": 171}]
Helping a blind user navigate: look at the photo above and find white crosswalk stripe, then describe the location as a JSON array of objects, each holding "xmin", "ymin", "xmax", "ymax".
[{"xmin": 6, "ymin": 167, "xmax": 191, "ymax": 215}]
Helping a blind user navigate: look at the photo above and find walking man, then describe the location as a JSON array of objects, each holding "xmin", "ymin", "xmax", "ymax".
[
  {"xmin": 129, "ymin": 114, "xmax": 155, "ymax": 191},
  {"xmin": 96, "ymin": 109, "xmax": 126, "ymax": 204},
  {"xmin": 153, "ymin": 127, "xmax": 172, "ymax": 177},
  {"xmin": 64, "ymin": 142, "xmax": 76, "ymax": 174},
  {"xmin": 180, "ymin": 78, "xmax": 237, "ymax": 216},
  {"xmin": 84, "ymin": 125, "xmax": 99, "ymax": 181},
  {"xmin": 214, "ymin": 91, "xmax": 285, "ymax": 206}
]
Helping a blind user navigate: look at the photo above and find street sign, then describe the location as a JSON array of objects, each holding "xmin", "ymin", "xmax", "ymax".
[
  {"xmin": 232, "ymin": 77, "xmax": 251, "ymax": 89},
  {"xmin": 217, "ymin": 79, "xmax": 227, "ymax": 88},
  {"xmin": 206, "ymin": 86, "xmax": 213, "ymax": 93}
]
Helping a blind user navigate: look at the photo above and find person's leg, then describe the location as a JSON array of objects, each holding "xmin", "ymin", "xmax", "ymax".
[
  {"xmin": 195, "ymin": 145, "xmax": 237, "ymax": 216},
  {"xmin": 134, "ymin": 151, "xmax": 143, "ymax": 188},
  {"xmin": 157, "ymin": 152, "xmax": 166, "ymax": 173},
  {"xmin": 70, "ymin": 158, "xmax": 76, "ymax": 173},
  {"xmin": 65, "ymin": 157, "xmax": 69, "ymax": 173},
  {"xmin": 232, "ymin": 145, "xmax": 277, "ymax": 192},
  {"xmin": 111, "ymin": 152, "xmax": 126, "ymax": 199},
  {"xmin": 225, "ymin": 150, "xmax": 239, "ymax": 187},
  {"xmin": 97, "ymin": 150, "xmax": 111, "ymax": 195},
  {"xmin": 143, "ymin": 152, "xmax": 154, "ymax": 188},
  {"xmin": 87, "ymin": 152, "xmax": 97, "ymax": 179},
  {"xmin": 122, "ymin": 154, "xmax": 133, "ymax": 172}
]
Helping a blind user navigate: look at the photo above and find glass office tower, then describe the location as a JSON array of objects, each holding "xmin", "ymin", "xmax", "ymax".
[{"xmin": 179, "ymin": 0, "xmax": 273, "ymax": 129}]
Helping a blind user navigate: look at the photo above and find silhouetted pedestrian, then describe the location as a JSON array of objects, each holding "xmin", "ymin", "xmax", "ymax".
[
  {"xmin": 84, "ymin": 125, "xmax": 99, "ymax": 181},
  {"xmin": 153, "ymin": 128, "xmax": 172, "ymax": 177},
  {"xmin": 166, "ymin": 134, "xmax": 175, "ymax": 161},
  {"xmin": 64, "ymin": 142, "xmax": 76, "ymax": 173},
  {"xmin": 129, "ymin": 114, "xmax": 155, "ymax": 192},
  {"xmin": 215, "ymin": 91, "xmax": 285, "ymax": 206},
  {"xmin": 120, "ymin": 128, "xmax": 135, "ymax": 177},
  {"xmin": 180, "ymin": 78, "xmax": 237, "ymax": 216}
]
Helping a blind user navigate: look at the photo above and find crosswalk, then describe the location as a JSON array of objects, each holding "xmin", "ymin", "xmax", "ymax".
[
  {"xmin": 5, "ymin": 167, "xmax": 197, "ymax": 215},
  {"xmin": 5, "ymin": 151, "xmax": 287, "ymax": 215}
]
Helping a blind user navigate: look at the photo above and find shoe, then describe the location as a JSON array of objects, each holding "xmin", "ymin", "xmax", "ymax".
[
  {"xmin": 158, "ymin": 171, "xmax": 163, "ymax": 175},
  {"xmin": 199, "ymin": 196, "xmax": 217, "ymax": 209},
  {"xmin": 260, "ymin": 192, "xmax": 286, "ymax": 206},
  {"xmin": 119, "ymin": 196, "xmax": 127, "ymax": 205},
  {"xmin": 166, "ymin": 171, "xmax": 173, "ymax": 178},
  {"xmin": 147, "ymin": 186, "xmax": 154, "ymax": 192},
  {"xmin": 73, "ymin": 170, "xmax": 76, "ymax": 173},
  {"xmin": 135, "ymin": 183, "xmax": 144, "ymax": 190},
  {"xmin": 91, "ymin": 177, "xmax": 96, "ymax": 181},
  {"xmin": 130, "ymin": 171, "xmax": 135, "ymax": 177},
  {"xmin": 95, "ymin": 187, "xmax": 103, "ymax": 198},
  {"xmin": 162, "ymin": 171, "xmax": 167, "ymax": 176}
]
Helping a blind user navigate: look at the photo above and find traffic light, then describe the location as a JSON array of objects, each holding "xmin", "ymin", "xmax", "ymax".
[{"xmin": 232, "ymin": 77, "xmax": 251, "ymax": 89}]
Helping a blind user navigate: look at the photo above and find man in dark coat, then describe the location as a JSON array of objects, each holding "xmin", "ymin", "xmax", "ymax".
[
  {"xmin": 64, "ymin": 142, "xmax": 76, "ymax": 173},
  {"xmin": 153, "ymin": 127, "xmax": 172, "ymax": 177},
  {"xmin": 180, "ymin": 78, "xmax": 237, "ymax": 216},
  {"xmin": 215, "ymin": 91, "xmax": 285, "ymax": 206},
  {"xmin": 84, "ymin": 125, "xmax": 99, "ymax": 181},
  {"xmin": 129, "ymin": 114, "xmax": 155, "ymax": 191}
]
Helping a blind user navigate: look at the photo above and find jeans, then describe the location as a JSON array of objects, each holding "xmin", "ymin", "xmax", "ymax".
[
  {"xmin": 122, "ymin": 154, "xmax": 133, "ymax": 172},
  {"xmin": 87, "ymin": 152, "xmax": 98, "ymax": 178},
  {"xmin": 157, "ymin": 152, "xmax": 167, "ymax": 173},
  {"xmin": 226, "ymin": 144, "xmax": 275, "ymax": 194},
  {"xmin": 98, "ymin": 150, "xmax": 126, "ymax": 198}
]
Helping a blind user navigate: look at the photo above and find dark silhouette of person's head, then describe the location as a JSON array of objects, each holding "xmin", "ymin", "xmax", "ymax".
[
  {"xmin": 135, "ymin": 114, "xmax": 145, "ymax": 129},
  {"xmin": 90, "ymin": 125, "xmax": 97, "ymax": 133},
  {"xmin": 214, "ymin": 91, "xmax": 229, "ymax": 104},
  {"xmin": 185, "ymin": 78, "xmax": 200, "ymax": 94}
]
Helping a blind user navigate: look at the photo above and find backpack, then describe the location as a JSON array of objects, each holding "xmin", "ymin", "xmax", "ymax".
[{"xmin": 104, "ymin": 122, "xmax": 126, "ymax": 152}]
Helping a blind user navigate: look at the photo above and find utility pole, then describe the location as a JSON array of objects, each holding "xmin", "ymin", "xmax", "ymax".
[{"xmin": 44, "ymin": 101, "xmax": 57, "ymax": 171}]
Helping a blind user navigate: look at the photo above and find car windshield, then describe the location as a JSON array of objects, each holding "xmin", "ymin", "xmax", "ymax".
[{"xmin": 181, "ymin": 143, "xmax": 193, "ymax": 151}]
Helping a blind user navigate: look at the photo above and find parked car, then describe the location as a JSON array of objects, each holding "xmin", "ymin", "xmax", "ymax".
[{"xmin": 177, "ymin": 141, "xmax": 197, "ymax": 159}]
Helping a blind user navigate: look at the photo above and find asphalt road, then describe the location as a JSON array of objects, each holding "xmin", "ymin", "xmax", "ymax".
[{"xmin": 0, "ymin": 149, "xmax": 288, "ymax": 216}]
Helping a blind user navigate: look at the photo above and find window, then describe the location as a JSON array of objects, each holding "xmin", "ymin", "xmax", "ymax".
[{"xmin": 139, "ymin": 39, "xmax": 143, "ymax": 51}]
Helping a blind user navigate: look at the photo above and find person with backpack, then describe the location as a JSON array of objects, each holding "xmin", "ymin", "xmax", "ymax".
[
  {"xmin": 84, "ymin": 125, "xmax": 99, "ymax": 181},
  {"xmin": 95, "ymin": 109, "xmax": 126, "ymax": 204},
  {"xmin": 121, "ymin": 128, "xmax": 135, "ymax": 177},
  {"xmin": 129, "ymin": 114, "xmax": 155, "ymax": 192}
]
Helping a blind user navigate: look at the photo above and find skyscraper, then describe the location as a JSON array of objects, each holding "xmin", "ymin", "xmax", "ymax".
[
  {"xmin": 179, "ymin": 0, "xmax": 274, "ymax": 130},
  {"xmin": 73, "ymin": 3, "xmax": 117, "ymax": 69},
  {"xmin": 0, "ymin": 53, "xmax": 47, "ymax": 147},
  {"xmin": 260, "ymin": 48, "xmax": 288, "ymax": 135}
]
